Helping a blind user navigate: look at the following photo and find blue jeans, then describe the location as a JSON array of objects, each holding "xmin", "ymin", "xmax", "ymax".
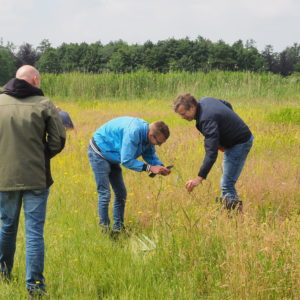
[
  {"xmin": 221, "ymin": 135, "xmax": 254, "ymax": 199},
  {"xmin": 0, "ymin": 189, "xmax": 49, "ymax": 291},
  {"xmin": 88, "ymin": 146, "xmax": 127, "ymax": 230}
]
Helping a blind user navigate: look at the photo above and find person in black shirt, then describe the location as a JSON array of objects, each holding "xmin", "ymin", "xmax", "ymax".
[{"xmin": 173, "ymin": 93, "xmax": 254, "ymax": 209}]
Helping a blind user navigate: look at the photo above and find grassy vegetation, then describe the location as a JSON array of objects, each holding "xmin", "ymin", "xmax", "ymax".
[
  {"xmin": 267, "ymin": 107, "xmax": 300, "ymax": 125},
  {"xmin": 1, "ymin": 72, "xmax": 300, "ymax": 299},
  {"xmin": 41, "ymin": 71, "xmax": 300, "ymax": 103}
]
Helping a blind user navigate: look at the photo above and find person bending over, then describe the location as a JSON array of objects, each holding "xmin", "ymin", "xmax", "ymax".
[
  {"xmin": 173, "ymin": 93, "xmax": 253, "ymax": 209},
  {"xmin": 88, "ymin": 117, "xmax": 171, "ymax": 232}
]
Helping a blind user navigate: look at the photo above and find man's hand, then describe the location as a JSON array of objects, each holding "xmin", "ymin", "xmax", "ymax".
[
  {"xmin": 150, "ymin": 165, "xmax": 171, "ymax": 176},
  {"xmin": 185, "ymin": 176, "xmax": 203, "ymax": 192}
]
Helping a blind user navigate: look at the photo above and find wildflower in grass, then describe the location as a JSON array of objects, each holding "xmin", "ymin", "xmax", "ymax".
[
  {"xmin": 74, "ymin": 209, "xmax": 78, "ymax": 213},
  {"xmin": 138, "ymin": 211, "xmax": 143, "ymax": 214},
  {"xmin": 128, "ymin": 220, "xmax": 133, "ymax": 223},
  {"xmin": 64, "ymin": 172, "xmax": 68, "ymax": 175},
  {"xmin": 73, "ymin": 258, "xmax": 78, "ymax": 262},
  {"xmin": 59, "ymin": 234, "xmax": 64, "ymax": 238}
]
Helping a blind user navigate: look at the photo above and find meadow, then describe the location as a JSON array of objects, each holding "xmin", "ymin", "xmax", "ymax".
[{"xmin": 1, "ymin": 71, "xmax": 300, "ymax": 299}]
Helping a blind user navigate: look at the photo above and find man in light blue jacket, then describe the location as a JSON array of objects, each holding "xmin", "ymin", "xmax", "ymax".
[{"xmin": 88, "ymin": 117, "xmax": 171, "ymax": 232}]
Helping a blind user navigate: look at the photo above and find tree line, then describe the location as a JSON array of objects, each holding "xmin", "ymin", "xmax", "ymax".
[{"xmin": 1, "ymin": 37, "xmax": 300, "ymax": 85}]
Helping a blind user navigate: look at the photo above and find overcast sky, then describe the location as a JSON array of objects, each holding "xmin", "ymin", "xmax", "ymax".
[{"xmin": 0, "ymin": 0, "xmax": 299, "ymax": 52}]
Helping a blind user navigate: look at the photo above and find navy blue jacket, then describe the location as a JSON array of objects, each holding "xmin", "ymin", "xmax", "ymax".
[
  {"xmin": 59, "ymin": 110, "xmax": 74, "ymax": 129},
  {"xmin": 195, "ymin": 97, "xmax": 252, "ymax": 179}
]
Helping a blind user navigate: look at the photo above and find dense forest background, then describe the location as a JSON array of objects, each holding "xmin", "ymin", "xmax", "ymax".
[{"xmin": 1, "ymin": 37, "xmax": 300, "ymax": 85}]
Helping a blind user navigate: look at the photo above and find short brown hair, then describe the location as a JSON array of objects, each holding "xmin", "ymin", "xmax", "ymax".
[
  {"xmin": 173, "ymin": 93, "xmax": 197, "ymax": 112},
  {"xmin": 150, "ymin": 121, "xmax": 170, "ymax": 139}
]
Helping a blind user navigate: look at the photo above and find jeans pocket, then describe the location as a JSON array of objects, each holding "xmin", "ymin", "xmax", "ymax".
[{"xmin": 31, "ymin": 189, "xmax": 48, "ymax": 196}]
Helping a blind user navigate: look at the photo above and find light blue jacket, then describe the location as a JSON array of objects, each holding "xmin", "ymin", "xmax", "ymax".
[{"xmin": 93, "ymin": 117, "xmax": 163, "ymax": 171}]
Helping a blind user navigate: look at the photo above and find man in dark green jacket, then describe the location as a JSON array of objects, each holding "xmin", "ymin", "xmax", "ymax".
[{"xmin": 0, "ymin": 65, "xmax": 66, "ymax": 296}]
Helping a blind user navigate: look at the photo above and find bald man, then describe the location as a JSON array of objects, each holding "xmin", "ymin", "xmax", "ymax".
[{"xmin": 0, "ymin": 65, "xmax": 66, "ymax": 296}]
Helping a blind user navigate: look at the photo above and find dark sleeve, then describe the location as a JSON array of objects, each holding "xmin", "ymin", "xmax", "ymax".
[
  {"xmin": 219, "ymin": 99, "xmax": 233, "ymax": 110},
  {"xmin": 45, "ymin": 101, "xmax": 66, "ymax": 158},
  {"xmin": 68, "ymin": 116, "xmax": 74, "ymax": 128},
  {"xmin": 198, "ymin": 120, "xmax": 219, "ymax": 179}
]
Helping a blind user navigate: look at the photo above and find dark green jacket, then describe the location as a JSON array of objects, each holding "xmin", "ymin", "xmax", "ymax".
[{"xmin": 0, "ymin": 78, "xmax": 66, "ymax": 191}]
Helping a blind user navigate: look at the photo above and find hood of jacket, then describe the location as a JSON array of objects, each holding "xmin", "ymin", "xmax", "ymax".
[{"xmin": 0, "ymin": 78, "xmax": 44, "ymax": 98}]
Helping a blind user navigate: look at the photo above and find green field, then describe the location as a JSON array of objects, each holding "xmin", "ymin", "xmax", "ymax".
[{"xmin": 1, "ymin": 71, "xmax": 300, "ymax": 299}]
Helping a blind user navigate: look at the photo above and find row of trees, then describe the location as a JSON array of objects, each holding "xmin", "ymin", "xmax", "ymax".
[{"xmin": 1, "ymin": 37, "xmax": 300, "ymax": 85}]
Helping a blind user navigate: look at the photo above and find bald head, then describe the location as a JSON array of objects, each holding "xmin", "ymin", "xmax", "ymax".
[{"xmin": 16, "ymin": 65, "xmax": 41, "ymax": 88}]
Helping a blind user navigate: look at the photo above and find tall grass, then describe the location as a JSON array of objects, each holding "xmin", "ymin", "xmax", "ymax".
[{"xmin": 41, "ymin": 71, "xmax": 300, "ymax": 103}]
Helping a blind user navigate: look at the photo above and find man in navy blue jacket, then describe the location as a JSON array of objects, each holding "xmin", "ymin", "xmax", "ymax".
[
  {"xmin": 173, "ymin": 93, "xmax": 253, "ymax": 209},
  {"xmin": 56, "ymin": 106, "xmax": 74, "ymax": 130},
  {"xmin": 88, "ymin": 117, "xmax": 171, "ymax": 232}
]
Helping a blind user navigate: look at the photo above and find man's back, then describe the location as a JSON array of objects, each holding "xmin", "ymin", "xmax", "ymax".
[
  {"xmin": 92, "ymin": 116, "xmax": 164, "ymax": 171},
  {"xmin": 0, "ymin": 79, "xmax": 66, "ymax": 191},
  {"xmin": 0, "ymin": 65, "xmax": 66, "ymax": 295},
  {"xmin": 94, "ymin": 117, "xmax": 148, "ymax": 153},
  {"xmin": 196, "ymin": 97, "xmax": 251, "ymax": 148},
  {"xmin": 93, "ymin": 117, "xmax": 149, "ymax": 164}
]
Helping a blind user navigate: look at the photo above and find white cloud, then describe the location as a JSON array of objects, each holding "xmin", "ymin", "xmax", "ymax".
[
  {"xmin": 0, "ymin": 0, "xmax": 299, "ymax": 51},
  {"xmin": 244, "ymin": 0, "xmax": 300, "ymax": 18}
]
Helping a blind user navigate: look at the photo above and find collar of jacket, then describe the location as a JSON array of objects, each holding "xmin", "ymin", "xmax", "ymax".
[
  {"xmin": 194, "ymin": 101, "xmax": 201, "ymax": 121},
  {"xmin": 0, "ymin": 78, "xmax": 44, "ymax": 98},
  {"xmin": 142, "ymin": 123, "xmax": 150, "ymax": 145}
]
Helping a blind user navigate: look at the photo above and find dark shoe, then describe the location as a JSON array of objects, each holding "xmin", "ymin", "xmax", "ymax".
[
  {"xmin": 110, "ymin": 226, "xmax": 130, "ymax": 240},
  {"xmin": 28, "ymin": 282, "xmax": 47, "ymax": 299},
  {"xmin": 224, "ymin": 195, "xmax": 243, "ymax": 211},
  {"xmin": 99, "ymin": 225, "xmax": 111, "ymax": 234},
  {"xmin": 110, "ymin": 229, "xmax": 121, "ymax": 240},
  {"xmin": 28, "ymin": 290, "xmax": 47, "ymax": 299}
]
